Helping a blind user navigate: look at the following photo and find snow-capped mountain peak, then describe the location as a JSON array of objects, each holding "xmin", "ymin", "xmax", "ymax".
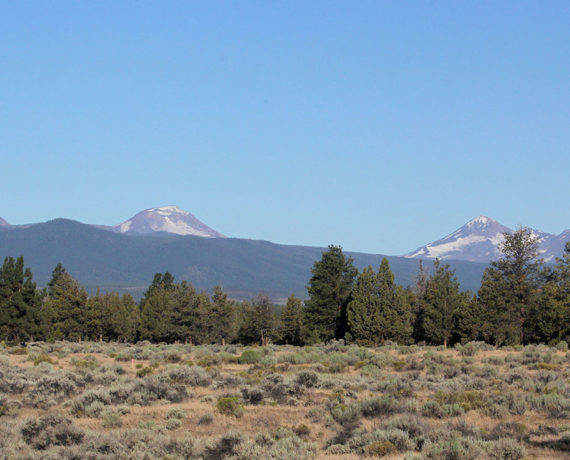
[
  {"xmin": 404, "ymin": 216, "xmax": 511, "ymax": 262},
  {"xmin": 404, "ymin": 216, "xmax": 569, "ymax": 263},
  {"xmin": 466, "ymin": 215, "xmax": 495, "ymax": 228},
  {"xmin": 115, "ymin": 206, "xmax": 225, "ymax": 238}
]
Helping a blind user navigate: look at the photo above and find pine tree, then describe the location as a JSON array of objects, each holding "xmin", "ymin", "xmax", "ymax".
[
  {"xmin": 170, "ymin": 281, "xmax": 199, "ymax": 343},
  {"xmin": 237, "ymin": 294, "xmax": 275, "ymax": 345},
  {"xmin": 422, "ymin": 259, "xmax": 462, "ymax": 347},
  {"xmin": 139, "ymin": 288, "xmax": 173, "ymax": 342},
  {"xmin": 477, "ymin": 226, "xmax": 543, "ymax": 345},
  {"xmin": 209, "ymin": 286, "xmax": 233, "ymax": 344},
  {"xmin": 0, "ymin": 256, "xmax": 41, "ymax": 342},
  {"xmin": 377, "ymin": 259, "xmax": 413, "ymax": 344},
  {"xmin": 347, "ymin": 266, "xmax": 382, "ymax": 346},
  {"xmin": 411, "ymin": 260, "xmax": 429, "ymax": 343},
  {"xmin": 305, "ymin": 245, "xmax": 357, "ymax": 343},
  {"xmin": 42, "ymin": 267, "xmax": 88, "ymax": 341},
  {"xmin": 280, "ymin": 294, "xmax": 305, "ymax": 345},
  {"xmin": 347, "ymin": 259, "xmax": 412, "ymax": 345}
]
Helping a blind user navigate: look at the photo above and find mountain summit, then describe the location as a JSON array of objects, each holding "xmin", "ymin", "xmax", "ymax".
[
  {"xmin": 404, "ymin": 216, "xmax": 569, "ymax": 263},
  {"xmin": 404, "ymin": 216, "xmax": 510, "ymax": 262},
  {"xmin": 0, "ymin": 217, "xmax": 8, "ymax": 226},
  {"xmin": 114, "ymin": 206, "xmax": 225, "ymax": 238}
]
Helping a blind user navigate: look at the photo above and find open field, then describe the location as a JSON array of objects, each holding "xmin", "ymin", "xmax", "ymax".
[{"xmin": 0, "ymin": 340, "xmax": 569, "ymax": 459}]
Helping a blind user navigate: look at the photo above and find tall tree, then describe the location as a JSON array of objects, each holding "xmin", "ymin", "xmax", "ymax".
[
  {"xmin": 0, "ymin": 256, "xmax": 41, "ymax": 342},
  {"xmin": 42, "ymin": 267, "xmax": 89, "ymax": 341},
  {"xmin": 422, "ymin": 259, "xmax": 463, "ymax": 347},
  {"xmin": 347, "ymin": 266, "xmax": 382, "ymax": 346},
  {"xmin": 236, "ymin": 294, "xmax": 275, "ymax": 345},
  {"xmin": 477, "ymin": 226, "xmax": 543, "ymax": 345},
  {"xmin": 411, "ymin": 260, "xmax": 429, "ymax": 343},
  {"xmin": 347, "ymin": 259, "xmax": 412, "ymax": 345},
  {"xmin": 85, "ymin": 291, "xmax": 139, "ymax": 342},
  {"xmin": 280, "ymin": 294, "xmax": 305, "ymax": 345},
  {"xmin": 209, "ymin": 286, "xmax": 234, "ymax": 344},
  {"xmin": 305, "ymin": 245, "xmax": 357, "ymax": 343}
]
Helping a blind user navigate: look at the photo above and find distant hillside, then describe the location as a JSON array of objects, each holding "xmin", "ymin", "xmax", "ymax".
[{"xmin": 0, "ymin": 219, "xmax": 488, "ymax": 301}]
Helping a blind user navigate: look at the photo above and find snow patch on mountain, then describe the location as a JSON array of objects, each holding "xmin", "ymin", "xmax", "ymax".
[{"xmin": 115, "ymin": 206, "xmax": 225, "ymax": 238}]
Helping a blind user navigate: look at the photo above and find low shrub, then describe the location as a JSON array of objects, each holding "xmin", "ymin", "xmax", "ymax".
[
  {"xmin": 361, "ymin": 396, "xmax": 403, "ymax": 418},
  {"xmin": 166, "ymin": 407, "xmax": 186, "ymax": 420},
  {"xmin": 101, "ymin": 410, "xmax": 122, "ymax": 428},
  {"xmin": 422, "ymin": 435, "xmax": 481, "ymax": 460},
  {"xmin": 198, "ymin": 413, "xmax": 214, "ymax": 425},
  {"xmin": 32, "ymin": 353, "xmax": 55, "ymax": 366},
  {"xmin": 422, "ymin": 401, "xmax": 446, "ymax": 418},
  {"xmin": 216, "ymin": 397, "xmax": 244, "ymax": 418},
  {"xmin": 295, "ymin": 371, "xmax": 319, "ymax": 388},
  {"xmin": 486, "ymin": 438, "xmax": 526, "ymax": 460},
  {"xmin": 365, "ymin": 440, "xmax": 397, "ymax": 456},
  {"xmin": 21, "ymin": 414, "xmax": 85, "ymax": 449},
  {"xmin": 330, "ymin": 403, "xmax": 361, "ymax": 427},
  {"xmin": 238, "ymin": 349, "xmax": 264, "ymax": 364}
]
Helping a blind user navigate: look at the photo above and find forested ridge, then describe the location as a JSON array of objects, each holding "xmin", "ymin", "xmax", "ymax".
[{"xmin": 1, "ymin": 227, "xmax": 568, "ymax": 347}]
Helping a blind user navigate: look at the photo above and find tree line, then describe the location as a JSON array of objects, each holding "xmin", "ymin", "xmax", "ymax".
[{"xmin": 0, "ymin": 226, "xmax": 568, "ymax": 346}]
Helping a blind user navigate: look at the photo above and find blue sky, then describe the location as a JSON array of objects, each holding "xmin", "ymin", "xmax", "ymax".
[{"xmin": 1, "ymin": 1, "xmax": 568, "ymax": 255}]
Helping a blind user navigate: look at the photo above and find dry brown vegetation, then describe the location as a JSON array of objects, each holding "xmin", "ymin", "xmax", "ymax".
[{"xmin": 0, "ymin": 340, "xmax": 569, "ymax": 459}]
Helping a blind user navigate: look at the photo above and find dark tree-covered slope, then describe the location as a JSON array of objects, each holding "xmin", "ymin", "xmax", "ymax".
[{"xmin": 0, "ymin": 219, "xmax": 488, "ymax": 300}]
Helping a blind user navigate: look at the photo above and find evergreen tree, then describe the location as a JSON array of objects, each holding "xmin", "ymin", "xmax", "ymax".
[
  {"xmin": 209, "ymin": 286, "xmax": 234, "ymax": 344},
  {"xmin": 450, "ymin": 291, "xmax": 480, "ymax": 344},
  {"xmin": 42, "ymin": 267, "xmax": 88, "ymax": 341},
  {"xmin": 47, "ymin": 263, "xmax": 67, "ymax": 296},
  {"xmin": 170, "ymin": 281, "xmax": 200, "ymax": 343},
  {"xmin": 114, "ymin": 293, "xmax": 139, "ymax": 342},
  {"xmin": 192, "ymin": 292, "xmax": 214, "ymax": 344},
  {"xmin": 85, "ymin": 291, "xmax": 139, "ymax": 342},
  {"xmin": 526, "ymin": 242, "xmax": 570, "ymax": 344},
  {"xmin": 280, "ymin": 294, "xmax": 305, "ymax": 345},
  {"xmin": 347, "ymin": 266, "xmax": 381, "ymax": 346},
  {"xmin": 305, "ymin": 245, "xmax": 357, "ymax": 343},
  {"xmin": 138, "ymin": 272, "xmax": 180, "ymax": 342},
  {"xmin": 377, "ymin": 259, "xmax": 413, "ymax": 344},
  {"xmin": 0, "ymin": 256, "xmax": 41, "ymax": 342},
  {"xmin": 477, "ymin": 226, "xmax": 543, "ymax": 345},
  {"xmin": 139, "ymin": 285, "xmax": 173, "ymax": 342},
  {"xmin": 347, "ymin": 259, "xmax": 413, "ymax": 345},
  {"xmin": 237, "ymin": 294, "xmax": 275, "ymax": 345},
  {"xmin": 411, "ymin": 260, "xmax": 429, "ymax": 343},
  {"xmin": 422, "ymin": 259, "xmax": 462, "ymax": 347}
]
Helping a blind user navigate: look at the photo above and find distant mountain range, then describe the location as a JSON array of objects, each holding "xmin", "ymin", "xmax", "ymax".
[
  {"xmin": 404, "ymin": 216, "xmax": 569, "ymax": 263},
  {"xmin": 0, "ymin": 208, "xmax": 566, "ymax": 300},
  {"xmin": 0, "ymin": 208, "xmax": 488, "ymax": 300}
]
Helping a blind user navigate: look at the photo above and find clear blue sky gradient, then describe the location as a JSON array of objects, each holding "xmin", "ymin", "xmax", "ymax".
[{"xmin": 1, "ymin": 1, "xmax": 568, "ymax": 255}]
